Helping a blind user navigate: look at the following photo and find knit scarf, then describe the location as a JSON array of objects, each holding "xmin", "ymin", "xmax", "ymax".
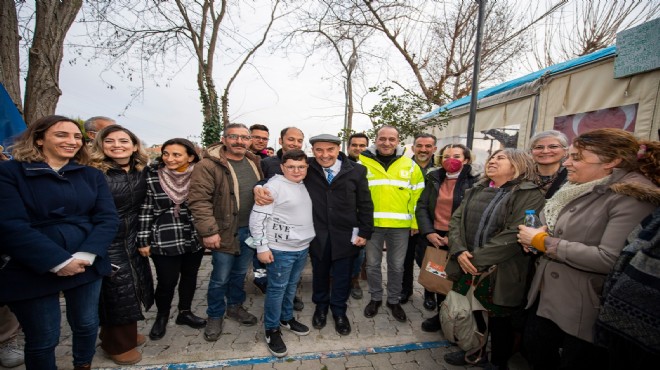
[
  {"xmin": 543, "ymin": 175, "xmax": 611, "ymax": 234},
  {"xmin": 158, "ymin": 164, "xmax": 195, "ymax": 217}
]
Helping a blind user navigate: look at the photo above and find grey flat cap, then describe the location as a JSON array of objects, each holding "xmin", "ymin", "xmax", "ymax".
[{"xmin": 309, "ymin": 134, "xmax": 341, "ymax": 145}]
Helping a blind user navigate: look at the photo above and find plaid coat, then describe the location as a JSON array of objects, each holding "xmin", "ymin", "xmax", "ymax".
[{"xmin": 137, "ymin": 163, "xmax": 201, "ymax": 256}]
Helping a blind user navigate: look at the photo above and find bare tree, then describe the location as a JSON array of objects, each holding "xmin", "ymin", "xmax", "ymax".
[
  {"xmin": 0, "ymin": 0, "xmax": 82, "ymax": 125},
  {"xmin": 359, "ymin": 0, "xmax": 530, "ymax": 105},
  {"xmin": 530, "ymin": 0, "xmax": 660, "ymax": 69},
  {"xmin": 282, "ymin": 0, "xmax": 375, "ymax": 138},
  {"xmin": 82, "ymin": 0, "xmax": 283, "ymax": 146},
  {"xmin": 0, "ymin": 0, "xmax": 21, "ymax": 112}
]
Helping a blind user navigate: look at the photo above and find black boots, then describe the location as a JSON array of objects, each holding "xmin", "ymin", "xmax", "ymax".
[{"xmin": 149, "ymin": 313, "xmax": 169, "ymax": 340}]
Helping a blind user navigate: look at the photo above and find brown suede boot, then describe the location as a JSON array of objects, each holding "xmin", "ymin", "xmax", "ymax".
[
  {"xmin": 108, "ymin": 348, "xmax": 142, "ymax": 365},
  {"xmin": 73, "ymin": 365, "xmax": 91, "ymax": 370}
]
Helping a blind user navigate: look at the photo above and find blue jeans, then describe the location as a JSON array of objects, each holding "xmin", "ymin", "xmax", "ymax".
[
  {"xmin": 263, "ymin": 248, "xmax": 308, "ymax": 330},
  {"xmin": 8, "ymin": 279, "xmax": 102, "ymax": 369},
  {"xmin": 207, "ymin": 227, "xmax": 254, "ymax": 318}
]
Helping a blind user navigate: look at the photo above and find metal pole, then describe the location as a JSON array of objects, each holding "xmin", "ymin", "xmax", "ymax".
[
  {"xmin": 342, "ymin": 80, "xmax": 348, "ymax": 152},
  {"xmin": 466, "ymin": 0, "xmax": 486, "ymax": 149}
]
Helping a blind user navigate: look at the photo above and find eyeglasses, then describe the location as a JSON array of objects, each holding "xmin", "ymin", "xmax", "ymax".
[
  {"xmin": 224, "ymin": 134, "xmax": 252, "ymax": 141},
  {"xmin": 532, "ymin": 144, "xmax": 565, "ymax": 151},
  {"xmin": 252, "ymin": 135, "xmax": 269, "ymax": 141},
  {"xmin": 283, "ymin": 165, "xmax": 308, "ymax": 172}
]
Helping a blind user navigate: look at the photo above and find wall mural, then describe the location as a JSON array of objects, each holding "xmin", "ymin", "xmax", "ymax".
[{"xmin": 553, "ymin": 103, "xmax": 638, "ymax": 143}]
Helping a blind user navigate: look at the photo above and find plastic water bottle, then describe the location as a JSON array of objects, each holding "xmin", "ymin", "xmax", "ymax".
[{"xmin": 524, "ymin": 210, "xmax": 542, "ymax": 254}]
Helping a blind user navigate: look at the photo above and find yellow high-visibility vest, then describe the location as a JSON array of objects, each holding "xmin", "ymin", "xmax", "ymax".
[{"xmin": 359, "ymin": 148, "xmax": 425, "ymax": 229}]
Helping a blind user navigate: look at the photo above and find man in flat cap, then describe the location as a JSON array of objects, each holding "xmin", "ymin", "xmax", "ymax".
[
  {"xmin": 305, "ymin": 134, "xmax": 374, "ymax": 335},
  {"xmin": 255, "ymin": 133, "xmax": 374, "ymax": 335}
]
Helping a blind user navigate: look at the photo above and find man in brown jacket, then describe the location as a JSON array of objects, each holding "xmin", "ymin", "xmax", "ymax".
[{"xmin": 188, "ymin": 123, "xmax": 263, "ymax": 342}]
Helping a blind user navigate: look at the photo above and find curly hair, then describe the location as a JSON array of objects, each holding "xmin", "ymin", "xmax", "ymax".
[
  {"xmin": 637, "ymin": 140, "xmax": 660, "ymax": 186},
  {"xmin": 9, "ymin": 115, "xmax": 90, "ymax": 165},
  {"xmin": 89, "ymin": 125, "xmax": 148, "ymax": 173},
  {"xmin": 573, "ymin": 128, "xmax": 659, "ymax": 186}
]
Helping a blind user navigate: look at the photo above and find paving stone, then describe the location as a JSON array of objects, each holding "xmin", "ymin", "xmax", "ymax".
[
  {"xmin": 318, "ymin": 356, "xmax": 348, "ymax": 370},
  {"xmin": 345, "ymin": 355, "xmax": 373, "ymax": 368},
  {"xmin": 37, "ymin": 255, "xmax": 481, "ymax": 370},
  {"xmin": 366, "ymin": 353, "xmax": 397, "ymax": 370},
  {"xmin": 271, "ymin": 359, "xmax": 303, "ymax": 370},
  {"xmin": 388, "ymin": 350, "xmax": 418, "ymax": 365}
]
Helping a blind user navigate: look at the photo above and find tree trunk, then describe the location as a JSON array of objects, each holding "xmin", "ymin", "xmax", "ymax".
[
  {"xmin": 0, "ymin": 0, "xmax": 22, "ymax": 114},
  {"xmin": 23, "ymin": 0, "xmax": 82, "ymax": 126},
  {"xmin": 199, "ymin": 66, "xmax": 221, "ymax": 147}
]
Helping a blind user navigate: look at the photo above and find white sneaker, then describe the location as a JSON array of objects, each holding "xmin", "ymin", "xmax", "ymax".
[{"xmin": 0, "ymin": 337, "xmax": 24, "ymax": 368}]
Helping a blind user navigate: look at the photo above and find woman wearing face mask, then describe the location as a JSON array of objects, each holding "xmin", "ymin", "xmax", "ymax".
[
  {"xmin": 137, "ymin": 138, "xmax": 206, "ymax": 341},
  {"xmin": 90, "ymin": 125, "xmax": 154, "ymax": 365},
  {"xmin": 415, "ymin": 144, "xmax": 479, "ymax": 332}
]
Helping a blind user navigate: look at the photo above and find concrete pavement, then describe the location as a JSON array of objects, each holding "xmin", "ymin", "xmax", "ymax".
[{"xmin": 3, "ymin": 254, "xmax": 531, "ymax": 370}]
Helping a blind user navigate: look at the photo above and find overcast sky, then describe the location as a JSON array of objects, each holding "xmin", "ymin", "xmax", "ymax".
[
  {"xmin": 53, "ymin": 2, "xmax": 390, "ymax": 149},
  {"xmin": 51, "ymin": 1, "xmax": 649, "ymax": 148}
]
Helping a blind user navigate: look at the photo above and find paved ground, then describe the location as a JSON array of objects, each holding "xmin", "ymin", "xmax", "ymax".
[{"xmin": 3, "ymin": 254, "xmax": 531, "ymax": 370}]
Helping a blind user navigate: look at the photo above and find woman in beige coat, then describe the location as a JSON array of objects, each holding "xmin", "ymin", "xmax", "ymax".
[{"xmin": 518, "ymin": 128, "xmax": 660, "ymax": 370}]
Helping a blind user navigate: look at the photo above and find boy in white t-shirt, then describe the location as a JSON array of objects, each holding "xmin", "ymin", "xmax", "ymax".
[{"xmin": 248, "ymin": 149, "xmax": 315, "ymax": 358}]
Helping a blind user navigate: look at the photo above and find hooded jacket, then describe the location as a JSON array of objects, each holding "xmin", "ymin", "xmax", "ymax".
[
  {"xmin": 527, "ymin": 169, "xmax": 660, "ymax": 342},
  {"xmin": 188, "ymin": 143, "xmax": 263, "ymax": 255}
]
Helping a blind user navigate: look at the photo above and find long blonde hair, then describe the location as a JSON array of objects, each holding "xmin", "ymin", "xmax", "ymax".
[{"xmin": 89, "ymin": 125, "xmax": 148, "ymax": 173}]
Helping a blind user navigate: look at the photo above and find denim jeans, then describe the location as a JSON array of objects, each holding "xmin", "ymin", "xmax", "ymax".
[
  {"xmin": 263, "ymin": 248, "xmax": 308, "ymax": 330},
  {"xmin": 207, "ymin": 227, "xmax": 254, "ymax": 318},
  {"xmin": 8, "ymin": 279, "xmax": 102, "ymax": 369},
  {"xmin": 365, "ymin": 227, "xmax": 409, "ymax": 304}
]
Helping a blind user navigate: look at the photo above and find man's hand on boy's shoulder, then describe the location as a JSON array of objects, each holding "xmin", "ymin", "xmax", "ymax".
[{"xmin": 254, "ymin": 186, "xmax": 274, "ymax": 206}]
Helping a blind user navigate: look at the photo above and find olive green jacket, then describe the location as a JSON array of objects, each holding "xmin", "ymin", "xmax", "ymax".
[{"xmin": 446, "ymin": 180, "xmax": 545, "ymax": 307}]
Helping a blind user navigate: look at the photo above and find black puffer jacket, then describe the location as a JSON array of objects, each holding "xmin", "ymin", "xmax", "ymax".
[
  {"xmin": 415, "ymin": 165, "xmax": 479, "ymax": 236},
  {"xmin": 99, "ymin": 164, "xmax": 154, "ymax": 326}
]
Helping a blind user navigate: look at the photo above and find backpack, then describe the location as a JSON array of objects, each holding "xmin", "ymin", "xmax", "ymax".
[{"xmin": 440, "ymin": 269, "xmax": 493, "ymax": 364}]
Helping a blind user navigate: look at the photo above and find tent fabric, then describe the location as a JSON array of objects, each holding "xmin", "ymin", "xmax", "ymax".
[
  {"xmin": 422, "ymin": 46, "xmax": 617, "ymax": 120},
  {"xmin": 0, "ymin": 83, "xmax": 26, "ymax": 148}
]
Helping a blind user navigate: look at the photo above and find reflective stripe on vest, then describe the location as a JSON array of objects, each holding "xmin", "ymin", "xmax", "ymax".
[{"xmin": 373, "ymin": 212, "xmax": 413, "ymax": 220}]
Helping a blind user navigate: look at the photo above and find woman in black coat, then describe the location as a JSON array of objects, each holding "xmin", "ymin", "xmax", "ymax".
[
  {"xmin": 90, "ymin": 125, "xmax": 154, "ymax": 365},
  {"xmin": 415, "ymin": 144, "xmax": 478, "ymax": 332}
]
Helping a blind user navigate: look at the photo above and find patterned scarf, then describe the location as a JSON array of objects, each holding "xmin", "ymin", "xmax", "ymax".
[
  {"xmin": 543, "ymin": 175, "xmax": 611, "ymax": 234},
  {"xmin": 535, "ymin": 166, "xmax": 562, "ymax": 193},
  {"xmin": 158, "ymin": 163, "xmax": 195, "ymax": 217}
]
